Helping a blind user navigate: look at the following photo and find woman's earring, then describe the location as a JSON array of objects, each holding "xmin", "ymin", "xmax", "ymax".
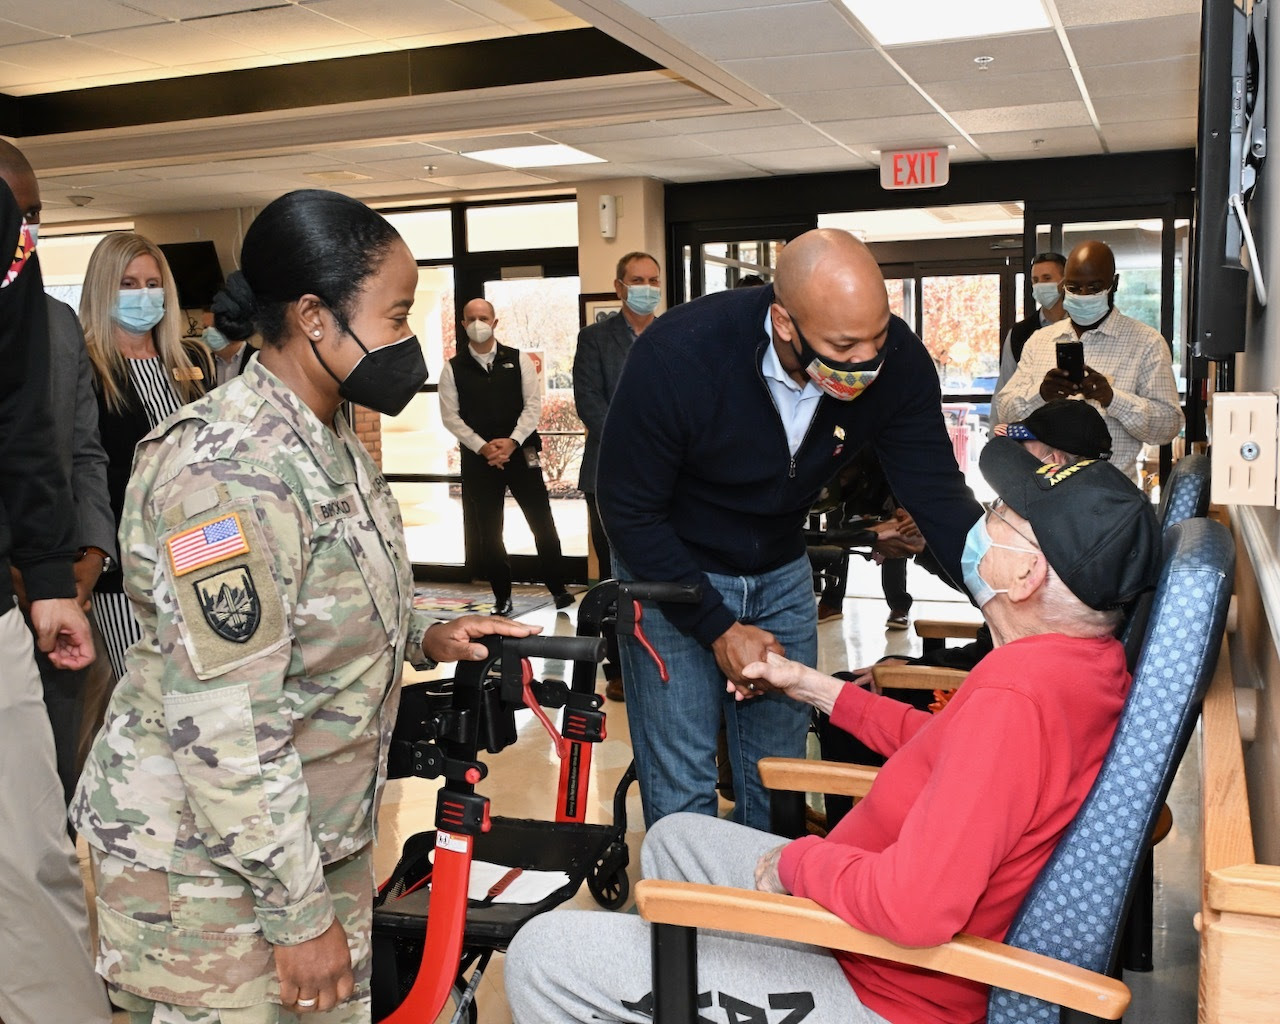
[{"xmin": 313, "ymin": 329, "xmax": 322, "ymax": 337}]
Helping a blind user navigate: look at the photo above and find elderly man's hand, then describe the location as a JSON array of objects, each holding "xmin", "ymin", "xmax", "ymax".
[
  {"xmin": 755, "ymin": 844, "xmax": 789, "ymax": 894},
  {"xmin": 738, "ymin": 651, "xmax": 846, "ymax": 714},
  {"xmin": 712, "ymin": 622, "xmax": 783, "ymax": 698},
  {"xmin": 1079, "ymin": 366, "xmax": 1114, "ymax": 407},
  {"xmin": 1039, "ymin": 367, "xmax": 1077, "ymax": 402},
  {"xmin": 423, "ymin": 614, "xmax": 541, "ymax": 663},
  {"xmin": 29, "ymin": 598, "xmax": 95, "ymax": 670}
]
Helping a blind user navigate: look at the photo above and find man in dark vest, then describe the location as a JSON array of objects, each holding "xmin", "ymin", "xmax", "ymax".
[
  {"xmin": 994, "ymin": 251, "xmax": 1067, "ymax": 392},
  {"xmin": 439, "ymin": 297, "xmax": 572, "ymax": 616}
]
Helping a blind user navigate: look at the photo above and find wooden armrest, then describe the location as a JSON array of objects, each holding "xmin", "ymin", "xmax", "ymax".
[
  {"xmin": 758, "ymin": 756, "xmax": 878, "ymax": 799},
  {"xmin": 1200, "ymin": 636, "xmax": 1255, "ymax": 878},
  {"xmin": 635, "ymin": 880, "xmax": 1130, "ymax": 1020},
  {"xmin": 914, "ymin": 618, "xmax": 982, "ymax": 641},
  {"xmin": 871, "ymin": 665, "xmax": 968, "ymax": 691}
]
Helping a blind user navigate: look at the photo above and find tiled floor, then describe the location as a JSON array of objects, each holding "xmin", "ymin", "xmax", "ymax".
[{"xmin": 77, "ymin": 556, "xmax": 1199, "ymax": 1024}]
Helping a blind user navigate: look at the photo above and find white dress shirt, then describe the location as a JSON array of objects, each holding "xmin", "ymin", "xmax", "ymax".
[
  {"xmin": 438, "ymin": 343, "xmax": 543, "ymax": 454},
  {"xmin": 761, "ymin": 313, "xmax": 823, "ymax": 456},
  {"xmin": 992, "ymin": 308, "xmax": 1183, "ymax": 484}
]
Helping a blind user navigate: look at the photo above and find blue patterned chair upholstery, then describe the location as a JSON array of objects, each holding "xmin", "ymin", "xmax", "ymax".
[
  {"xmin": 640, "ymin": 517, "xmax": 1234, "ymax": 1024},
  {"xmin": 989, "ymin": 517, "xmax": 1233, "ymax": 1022},
  {"xmin": 1157, "ymin": 452, "xmax": 1212, "ymax": 525}
]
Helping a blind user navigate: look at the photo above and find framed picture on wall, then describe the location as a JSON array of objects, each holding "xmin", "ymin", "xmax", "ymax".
[{"xmin": 579, "ymin": 292, "xmax": 622, "ymax": 328}]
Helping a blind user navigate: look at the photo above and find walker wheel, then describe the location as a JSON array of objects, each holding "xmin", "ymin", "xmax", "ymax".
[{"xmin": 587, "ymin": 863, "xmax": 630, "ymax": 910}]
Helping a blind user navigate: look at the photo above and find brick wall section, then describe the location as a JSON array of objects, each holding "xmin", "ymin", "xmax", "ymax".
[{"xmin": 351, "ymin": 405, "xmax": 383, "ymax": 470}]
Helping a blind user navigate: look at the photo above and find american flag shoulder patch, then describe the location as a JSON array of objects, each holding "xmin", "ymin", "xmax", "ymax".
[{"xmin": 168, "ymin": 513, "xmax": 250, "ymax": 577}]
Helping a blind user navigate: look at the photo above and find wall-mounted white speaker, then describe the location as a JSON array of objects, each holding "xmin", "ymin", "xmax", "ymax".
[{"xmin": 599, "ymin": 194, "xmax": 617, "ymax": 239}]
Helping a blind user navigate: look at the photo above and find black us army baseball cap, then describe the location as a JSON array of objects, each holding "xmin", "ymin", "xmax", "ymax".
[{"xmin": 980, "ymin": 436, "xmax": 1160, "ymax": 610}]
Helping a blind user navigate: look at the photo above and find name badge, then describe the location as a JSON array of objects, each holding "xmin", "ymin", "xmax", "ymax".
[
  {"xmin": 174, "ymin": 366, "xmax": 205, "ymax": 381},
  {"xmin": 313, "ymin": 495, "xmax": 359, "ymax": 522}
]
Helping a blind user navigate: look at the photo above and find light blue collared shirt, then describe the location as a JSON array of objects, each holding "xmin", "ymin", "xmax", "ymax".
[{"xmin": 761, "ymin": 313, "xmax": 823, "ymax": 456}]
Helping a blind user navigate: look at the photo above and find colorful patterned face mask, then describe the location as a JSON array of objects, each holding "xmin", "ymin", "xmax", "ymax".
[
  {"xmin": 2, "ymin": 218, "xmax": 36, "ymax": 290},
  {"xmin": 791, "ymin": 318, "xmax": 885, "ymax": 401}
]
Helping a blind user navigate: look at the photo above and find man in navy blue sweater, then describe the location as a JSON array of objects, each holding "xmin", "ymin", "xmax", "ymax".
[{"xmin": 597, "ymin": 229, "xmax": 982, "ymax": 830}]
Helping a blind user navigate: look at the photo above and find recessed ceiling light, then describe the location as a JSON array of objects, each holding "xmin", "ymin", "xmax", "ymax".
[
  {"xmin": 460, "ymin": 144, "xmax": 604, "ymax": 169},
  {"xmin": 305, "ymin": 170, "xmax": 373, "ymax": 184},
  {"xmin": 840, "ymin": 0, "xmax": 1050, "ymax": 46}
]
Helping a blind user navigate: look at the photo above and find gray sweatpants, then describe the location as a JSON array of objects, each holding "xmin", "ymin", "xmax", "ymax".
[
  {"xmin": 0, "ymin": 607, "xmax": 110, "ymax": 1024},
  {"xmin": 504, "ymin": 813, "xmax": 889, "ymax": 1024}
]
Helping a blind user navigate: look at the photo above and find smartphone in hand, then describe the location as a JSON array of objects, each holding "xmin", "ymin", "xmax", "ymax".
[{"xmin": 1055, "ymin": 341, "xmax": 1085, "ymax": 384}]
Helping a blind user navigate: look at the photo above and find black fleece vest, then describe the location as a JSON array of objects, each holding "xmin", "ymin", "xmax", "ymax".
[{"xmin": 449, "ymin": 342, "xmax": 540, "ymax": 449}]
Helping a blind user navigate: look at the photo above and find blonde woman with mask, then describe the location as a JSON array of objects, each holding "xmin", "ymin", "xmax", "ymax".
[{"xmin": 80, "ymin": 232, "xmax": 215, "ymax": 678}]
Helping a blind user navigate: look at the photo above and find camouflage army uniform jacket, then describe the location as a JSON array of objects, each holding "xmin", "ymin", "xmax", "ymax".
[{"xmin": 73, "ymin": 358, "xmax": 435, "ymax": 961}]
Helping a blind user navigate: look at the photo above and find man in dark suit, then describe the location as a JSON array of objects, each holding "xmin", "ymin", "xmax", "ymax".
[
  {"xmin": 573, "ymin": 250, "xmax": 662, "ymax": 700},
  {"xmin": 1, "ymin": 142, "xmax": 116, "ymax": 807}
]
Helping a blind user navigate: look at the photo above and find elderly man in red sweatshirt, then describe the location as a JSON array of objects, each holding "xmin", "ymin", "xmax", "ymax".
[{"xmin": 504, "ymin": 435, "xmax": 1160, "ymax": 1024}]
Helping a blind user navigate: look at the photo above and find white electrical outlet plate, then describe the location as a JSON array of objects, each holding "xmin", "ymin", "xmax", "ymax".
[{"xmin": 1211, "ymin": 392, "xmax": 1280, "ymax": 506}]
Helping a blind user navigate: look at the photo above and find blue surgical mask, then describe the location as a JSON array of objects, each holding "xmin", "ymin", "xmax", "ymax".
[
  {"xmin": 201, "ymin": 325, "xmax": 231, "ymax": 352},
  {"xmin": 1062, "ymin": 290, "xmax": 1111, "ymax": 327},
  {"xmin": 113, "ymin": 287, "xmax": 166, "ymax": 333},
  {"xmin": 961, "ymin": 514, "xmax": 1037, "ymax": 608},
  {"xmin": 625, "ymin": 284, "xmax": 661, "ymax": 316},
  {"xmin": 1032, "ymin": 282, "xmax": 1061, "ymax": 309}
]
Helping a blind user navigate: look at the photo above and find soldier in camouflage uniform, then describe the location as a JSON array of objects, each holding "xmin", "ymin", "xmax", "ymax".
[{"xmin": 71, "ymin": 189, "xmax": 536, "ymax": 1023}]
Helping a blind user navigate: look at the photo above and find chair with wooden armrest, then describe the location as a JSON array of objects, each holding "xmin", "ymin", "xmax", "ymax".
[{"xmin": 639, "ymin": 517, "xmax": 1234, "ymax": 1024}]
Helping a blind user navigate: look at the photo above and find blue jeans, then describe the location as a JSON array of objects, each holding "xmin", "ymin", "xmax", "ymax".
[{"xmin": 616, "ymin": 555, "xmax": 816, "ymax": 831}]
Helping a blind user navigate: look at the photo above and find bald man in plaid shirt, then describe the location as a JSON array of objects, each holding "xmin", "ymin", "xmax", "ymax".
[{"xmin": 993, "ymin": 239, "xmax": 1182, "ymax": 485}]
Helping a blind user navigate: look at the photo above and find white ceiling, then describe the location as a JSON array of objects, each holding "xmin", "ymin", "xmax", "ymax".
[{"xmin": 1, "ymin": 0, "xmax": 1203, "ymax": 224}]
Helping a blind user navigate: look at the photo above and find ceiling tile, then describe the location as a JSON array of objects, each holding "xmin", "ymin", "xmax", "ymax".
[
  {"xmin": 1092, "ymin": 90, "xmax": 1198, "ymax": 126},
  {"xmin": 344, "ymin": 178, "xmax": 460, "ymax": 197},
  {"xmin": 510, "ymin": 17, "xmax": 588, "ymax": 33},
  {"xmin": 577, "ymin": 136, "xmax": 719, "ymax": 162},
  {"xmin": 970, "ymin": 125, "xmax": 1103, "ymax": 158},
  {"xmin": 424, "ymin": 170, "xmax": 553, "ymax": 188},
  {"xmin": 199, "ymin": 5, "xmax": 375, "ymax": 53},
  {"xmin": 0, "ymin": 59, "xmax": 50, "ymax": 89},
  {"xmin": 890, "ymin": 31, "xmax": 1066, "ymax": 83},
  {"xmin": 125, "ymin": 1, "xmax": 292, "ymax": 18},
  {"xmin": 0, "ymin": 0, "xmax": 164, "ymax": 35},
  {"xmin": 0, "ymin": 38, "xmax": 162, "ymax": 78},
  {"xmin": 631, "ymin": 156, "xmax": 767, "ymax": 182},
  {"xmin": 1066, "ymin": 14, "xmax": 1200, "ymax": 68},
  {"xmin": 358, "ymin": 154, "xmax": 496, "ymax": 178},
  {"xmin": 924, "ymin": 68, "xmax": 1081, "ymax": 110},
  {"xmin": 655, "ymin": 3, "xmax": 868, "ymax": 61},
  {"xmin": 1081, "ymin": 55, "xmax": 1199, "ymax": 97},
  {"xmin": 306, "ymin": 0, "xmax": 492, "ymax": 40},
  {"xmin": 329, "ymin": 141, "xmax": 446, "ymax": 162},
  {"xmin": 775, "ymin": 84, "xmax": 933, "ymax": 122},
  {"xmin": 1100, "ymin": 117, "xmax": 1197, "ymax": 151},
  {"xmin": 626, "ymin": 0, "xmax": 813, "ymax": 15},
  {"xmin": 689, "ymin": 122, "xmax": 836, "ymax": 155},
  {"xmin": 82, "ymin": 23, "xmax": 266, "ymax": 63},
  {"xmin": 547, "ymin": 122, "xmax": 680, "ymax": 144},
  {"xmin": 738, "ymin": 145, "xmax": 868, "ymax": 174},
  {"xmin": 0, "ymin": 18, "xmax": 55, "ymax": 45},
  {"xmin": 428, "ymin": 133, "xmax": 551, "ymax": 152},
  {"xmin": 953, "ymin": 100, "xmax": 1093, "ymax": 135},
  {"xmin": 453, "ymin": 0, "xmax": 573, "ymax": 20},
  {"xmin": 722, "ymin": 49, "xmax": 903, "ymax": 95},
  {"xmin": 816, "ymin": 112, "xmax": 961, "ymax": 147},
  {"xmin": 1056, "ymin": 0, "xmax": 1200, "ymax": 28}
]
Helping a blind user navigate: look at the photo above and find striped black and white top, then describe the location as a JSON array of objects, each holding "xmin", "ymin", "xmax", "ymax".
[{"xmin": 92, "ymin": 357, "xmax": 181, "ymax": 679}]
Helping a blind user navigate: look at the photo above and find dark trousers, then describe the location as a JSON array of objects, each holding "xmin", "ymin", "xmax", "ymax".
[
  {"xmin": 584, "ymin": 492, "xmax": 620, "ymax": 678},
  {"xmin": 462, "ymin": 452, "xmax": 566, "ymax": 604},
  {"xmin": 820, "ymin": 556, "xmax": 912, "ymax": 613}
]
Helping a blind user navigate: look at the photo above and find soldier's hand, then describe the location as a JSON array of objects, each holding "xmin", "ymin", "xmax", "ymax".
[
  {"xmin": 712, "ymin": 622, "xmax": 783, "ymax": 698},
  {"xmin": 1039, "ymin": 367, "xmax": 1077, "ymax": 402},
  {"xmin": 29, "ymin": 597, "xmax": 95, "ymax": 670},
  {"xmin": 1079, "ymin": 365, "xmax": 1114, "ymax": 407},
  {"xmin": 423, "ymin": 614, "xmax": 541, "ymax": 663},
  {"xmin": 275, "ymin": 918, "xmax": 354, "ymax": 1014}
]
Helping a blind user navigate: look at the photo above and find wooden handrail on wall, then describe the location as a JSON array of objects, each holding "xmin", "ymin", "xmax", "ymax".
[{"xmin": 1198, "ymin": 634, "xmax": 1280, "ymax": 1024}]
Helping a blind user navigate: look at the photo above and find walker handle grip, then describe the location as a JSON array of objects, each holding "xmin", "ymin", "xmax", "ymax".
[
  {"xmin": 619, "ymin": 582, "xmax": 702, "ymax": 604},
  {"xmin": 504, "ymin": 636, "xmax": 606, "ymax": 663}
]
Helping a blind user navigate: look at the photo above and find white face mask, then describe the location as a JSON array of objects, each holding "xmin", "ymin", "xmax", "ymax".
[
  {"xmin": 465, "ymin": 321, "xmax": 494, "ymax": 345},
  {"xmin": 1032, "ymin": 281, "xmax": 1061, "ymax": 309}
]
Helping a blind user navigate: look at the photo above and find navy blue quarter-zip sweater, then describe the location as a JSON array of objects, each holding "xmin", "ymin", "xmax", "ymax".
[{"xmin": 596, "ymin": 284, "xmax": 981, "ymax": 646}]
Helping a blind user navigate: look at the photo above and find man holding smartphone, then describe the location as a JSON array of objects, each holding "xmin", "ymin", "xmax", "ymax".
[{"xmin": 993, "ymin": 239, "xmax": 1182, "ymax": 486}]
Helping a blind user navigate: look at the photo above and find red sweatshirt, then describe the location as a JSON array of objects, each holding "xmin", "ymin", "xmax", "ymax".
[{"xmin": 777, "ymin": 633, "xmax": 1131, "ymax": 1024}]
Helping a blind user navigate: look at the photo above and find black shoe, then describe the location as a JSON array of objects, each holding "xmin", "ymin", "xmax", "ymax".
[
  {"xmin": 491, "ymin": 600, "xmax": 515, "ymax": 617},
  {"xmin": 553, "ymin": 590, "xmax": 575, "ymax": 609}
]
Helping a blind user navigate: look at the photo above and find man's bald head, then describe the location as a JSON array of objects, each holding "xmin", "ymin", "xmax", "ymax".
[
  {"xmin": 463, "ymin": 297, "xmax": 496, "ymax": 322},
  {"xmin": 0, "ymin": 138, "xmax": 39, "ymax": 222},
  {"xmin": 770, "ymin": 228, "xmax": 891, "ymax": 368},
  {"xmin": 1064, "ymin": 240, "xmax": 1116, "ymax": 286}
]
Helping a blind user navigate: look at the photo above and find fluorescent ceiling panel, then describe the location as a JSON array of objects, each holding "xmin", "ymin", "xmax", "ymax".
[
  {"xmin": 840, "ymin": 0, "xmax": 1050, "ymax": 46},
  {"xmin": 459, "ymin": 143, "xmax": 604, "ymax": 167}
]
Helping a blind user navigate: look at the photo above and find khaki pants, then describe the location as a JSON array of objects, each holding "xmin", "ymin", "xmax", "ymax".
[{"xmin": 0, "ymin": 606, "xmax": 110, "ymax": 1024}]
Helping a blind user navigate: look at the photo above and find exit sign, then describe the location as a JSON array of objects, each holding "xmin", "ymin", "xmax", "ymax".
[{"xmin": 880, "ymin": 147, "xmax": 949, "ymax": 190}]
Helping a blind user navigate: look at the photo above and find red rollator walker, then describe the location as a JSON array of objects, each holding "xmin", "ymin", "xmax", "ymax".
[{"xmin": 371, "ymin": 580, "xmax": 700, "ymax": 1023}]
